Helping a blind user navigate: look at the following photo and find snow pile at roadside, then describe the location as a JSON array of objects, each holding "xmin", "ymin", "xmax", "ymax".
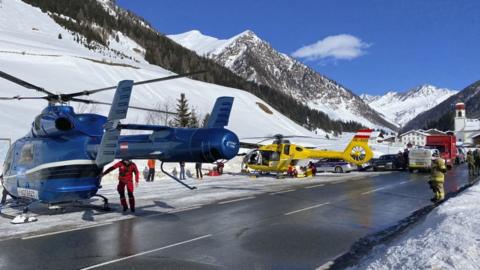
[{"xmin": 352, "ymin": 183, "xmax": 480, "ymax": 270}]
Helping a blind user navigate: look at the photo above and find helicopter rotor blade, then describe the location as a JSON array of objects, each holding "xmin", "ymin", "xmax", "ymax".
[
  {"xmin": 0, "ymin": 70, "xmax": 56, "ymax": 96},
  {"xmin": 0, "ymin": 96, "xmax": 49, "ymax": 100},
  {"xmin": 70, "ymin": 98, "xmax": 178, "ymax": 115},
  {"xmin": 64, "ymin": 70, "xmax": 205, "ymax": 99}
]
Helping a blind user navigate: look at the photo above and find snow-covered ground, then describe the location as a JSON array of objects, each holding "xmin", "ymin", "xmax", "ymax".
[
  {"xmin": 351, "ymin": 182, "xmax": 480, "ymax": 270},
  {"xmin": 0, "ymin": 169, "xmax": 387, "ymax": 240},
  {"xmin": 0, "ymin": 0, "xmax": 315, "ymax": 141}
]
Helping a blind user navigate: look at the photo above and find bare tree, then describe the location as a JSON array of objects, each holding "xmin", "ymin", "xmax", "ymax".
[{"xmin": 145, "ymin": 98, "xmax": 174, "ymax": 126}]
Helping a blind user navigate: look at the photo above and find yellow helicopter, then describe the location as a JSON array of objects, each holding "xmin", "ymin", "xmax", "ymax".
[{"xmin": 241, "ymin": 129, "xmax": 374, "ymax": 175}]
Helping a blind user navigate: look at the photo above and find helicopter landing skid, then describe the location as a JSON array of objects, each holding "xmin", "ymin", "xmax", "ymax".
[
  {"xmin": 160, "ymin": 162, "xmax": 197, "ymax": 190},
  {"xmin": 91, "ymin": 194, "xmax": 111, "ymax": 211}
]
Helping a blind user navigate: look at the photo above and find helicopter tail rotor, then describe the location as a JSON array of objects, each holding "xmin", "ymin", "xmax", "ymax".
[{"xmin": 341, "ymin": 129, "xmax": 374, "ymax": 165}]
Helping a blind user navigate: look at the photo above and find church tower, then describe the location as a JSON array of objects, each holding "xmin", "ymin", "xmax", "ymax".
[{"xmin": 455, "ymin": 102, "xmax": 466, "ymax": 142}]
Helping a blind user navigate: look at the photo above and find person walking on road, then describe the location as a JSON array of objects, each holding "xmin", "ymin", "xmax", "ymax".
[
  {"xmin": 179, "ymin": 161, "xmax": 186, "ymax": 180},
  {"xmin": 429, "ymin": 152, "xmax": 447, "ymax": 203},
  {"xmin": 467, "ymin": 150, "xmax": 476, "ymax": 177},
  {"xmin": 102, "ymin": 159, "xmax": 139, "ymax": 212},
  {"xmin": 474, "ymin": 149, "xmax": 480, "ymax": 176},
  {"xmin": 146, "ymin": 159, "xmax": 156, "ymax": 182},
  {"xmin": 195, "ymin": 162, "xmax": 203, "ymax": 179}
]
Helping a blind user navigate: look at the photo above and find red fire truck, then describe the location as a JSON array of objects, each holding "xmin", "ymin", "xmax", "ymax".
[{"xmin": 426, "ymin": 135, "xmax": 457, "ymax": 168}]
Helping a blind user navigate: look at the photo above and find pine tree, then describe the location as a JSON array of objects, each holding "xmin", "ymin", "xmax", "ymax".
[
  {"xmin": 189, "ymin": 108, "xmax": 200, "ymax": 128},
  {"xmin": 173, "ymin": 93, "xmax": 191, "ymax": 127},
  {"xmin": 202, "ymin": 113, "xmax": 210, "ymax": 127}
]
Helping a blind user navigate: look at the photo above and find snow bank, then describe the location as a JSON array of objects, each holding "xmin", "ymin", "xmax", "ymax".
[{"xmin": 352, "ymin": 183, "xmax": 480, "ymax": 270}]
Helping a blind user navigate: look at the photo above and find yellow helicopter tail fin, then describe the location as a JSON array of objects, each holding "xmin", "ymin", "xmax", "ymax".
[{"xmin": 341, "ymin": 129, "xmax": 374, "ymax": 165}]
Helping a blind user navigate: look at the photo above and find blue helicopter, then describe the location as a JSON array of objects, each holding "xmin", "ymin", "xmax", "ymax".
[{"xmin": 0, "ymin": 70, "xmax": 240, "ymax": 213}]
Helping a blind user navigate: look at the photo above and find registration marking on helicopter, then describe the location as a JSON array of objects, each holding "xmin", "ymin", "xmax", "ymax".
[
  {"xmin": 284, "ymin": 202, "xmax": 330, "ymax": 216},
  {"xmin": 218, "ymin": 196, "xmax": 255, "ymax": 205}
]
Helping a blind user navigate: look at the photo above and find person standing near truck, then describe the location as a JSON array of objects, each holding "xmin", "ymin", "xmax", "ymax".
[
  {"xmin": 467, "ymin": 150, "xmax": 476, "ymax": 177},
  {"xmin": 474, "ymin": 149, "xmax": 480, "ymax": 176},
  {"xmin": 429, "ymin": 152, "xmax": 447, "ymax": 203}
]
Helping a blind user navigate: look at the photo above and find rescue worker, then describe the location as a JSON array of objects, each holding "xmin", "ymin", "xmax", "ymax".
[
  {"xmin": 466, "ymin": 150, "xmax": 475, "ymax": 177},
  {"xmin": 287, "ymin": 163, "xmax": 297, "ymax": 178},
  {"xmin": 308, "ymin": 161, "xmax": 317, "ymax": 176},
  {"xmin": 102, "ymin": 159, "xmax": 139, "ymax": 212},
  {"xmin": 474, "ymin": 149, "xmax": 480, "ymax": 176},
  {"xmin": 179, "ymin": 161, "xmax": 186, "ymax": 180},
  {"xmin": 146, "ymin": 159, "xmax": 156, "ymax": 182},
  {"xmin": 403, "ymin": 149, "xmax": 410, "ymax": 170},
  {"xmin": 429, "ymin": 152, "xmax": 447, "ymax": 203},
  {"xmin": 217, "ymin": 161, "xmax": 224, "ymax": 175},
  {"xmin": 195, "ymin": 162, "xmax": 203, "ymax": 179}
]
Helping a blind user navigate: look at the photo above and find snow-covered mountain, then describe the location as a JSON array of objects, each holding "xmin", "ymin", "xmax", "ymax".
[
  {"xmin": 361, "ymin": 85, "xmax": 457, "ymax": 127},
  {"xmin": 168, "ymin": 30, "xmax": 397, "ymax": 131},
  {"xmin": 0, "ymin": 0, "xmax": 320, "ymax": 141}
]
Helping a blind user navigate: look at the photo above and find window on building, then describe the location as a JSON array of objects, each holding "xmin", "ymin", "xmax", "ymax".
[{"xmin": 458, "ymin": 111, "xmax": 463, "ymax": 117}]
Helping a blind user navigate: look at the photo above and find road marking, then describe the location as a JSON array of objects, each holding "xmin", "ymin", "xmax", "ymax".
[
  {"xmin": 218, "ymin": 196, "xmax": 255, "ymax": 205},
  {"xmin": 318, "ymin": 261, "xmax": 334, "ymax": 270},
  {"xmin": 22, "ymin": 222, "xmax": 113, "ymax": 240},
  {"xmin": 305, "ymin": 184, "xmax": 325, "ymax": 189},
  {"xmin": 361, "ymin": 186, "xmax": 387, "ymax": 195},
  {"xmin": 270, "ymin": 189, "xmax": 295, "ymax": 195},
  {"xmin": 284, "ymin": 202, "xmax": 330, "ymax": 216},
  {"xmin": 399, "ymin": 181, "xmax": 409, "ymax": 185},
  {"xmin": 80, "ymin": 234, "xmax": 212, "ymax": 270},
  {"xmin": 332, "ymin": 180, "xmax": 346, "ymax": 184},
  {"xmin": 169, "ymin": 205, "xmax": 203, "ymax": 213}
]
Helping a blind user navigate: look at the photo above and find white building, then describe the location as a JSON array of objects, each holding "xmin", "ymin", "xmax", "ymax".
[
  {"xmin": 399, "ymin": 130, "xmax": 429, "ymax": 147},
  {"xmin": 454, "ymin": 103, "xmax": 480, "ymax": 146}
]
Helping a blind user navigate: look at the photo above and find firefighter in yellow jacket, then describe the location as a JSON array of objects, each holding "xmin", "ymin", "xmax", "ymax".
[{"xmin": 429, "ymin": 152, "xmax": 447, "ymax": 203}]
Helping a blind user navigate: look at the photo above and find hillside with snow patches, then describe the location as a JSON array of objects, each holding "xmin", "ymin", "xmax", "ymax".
[
  {"xmin": 168, "ymin": 30, "xmax": 397, "ymax": 131},
  {"xmin": 0, "ymin": 0, "xmax": 318, "ymax": 142},
  {"xmin": 361, "ymin": 85, "xmax": 457, "ymax": 127}
]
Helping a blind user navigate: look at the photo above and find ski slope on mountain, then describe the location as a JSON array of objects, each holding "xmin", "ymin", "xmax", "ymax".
[
  {"xmin": 0, "ymin": 0, "xmax": 316, "ymax": 142},
  {"xmin": 361, "ymin": 85, "xmax": 457, "ymax": 127}
]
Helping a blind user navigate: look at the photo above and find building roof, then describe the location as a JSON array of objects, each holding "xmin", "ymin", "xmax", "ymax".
[
  {"xmin": 399, "ymin": 130, "xmax": 429, "ymax": 137},
  {"xmin": 423, "ymin": 128, "xmax": 446, "ymax": 135}
]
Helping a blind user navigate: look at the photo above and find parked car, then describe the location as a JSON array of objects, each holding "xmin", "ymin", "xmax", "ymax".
[
  {"xmin": 314, "ymin": 159, "xmax": 354, "ymax": 173},
  {"xmin": 455, "ymin": 146, "xmax": 466, "ymax": 164},
  {"xmin": 372, "ymin": 154, "xmax": 401, "ymax": 171}
]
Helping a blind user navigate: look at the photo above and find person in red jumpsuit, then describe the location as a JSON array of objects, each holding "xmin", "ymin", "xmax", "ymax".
[{"xmin": 102, "ymin": 159, "xmax": 139, "ymax": 212}]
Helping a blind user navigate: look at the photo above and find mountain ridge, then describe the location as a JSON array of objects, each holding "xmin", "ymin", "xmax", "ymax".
[{"xmin": 168, "ymin": 30, "xmax": 397, "ymax": 130}]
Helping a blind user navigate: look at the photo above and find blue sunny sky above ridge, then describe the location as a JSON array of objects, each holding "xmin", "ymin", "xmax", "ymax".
[{"xmin": 116, "ymin": 0, "xmax": 480, "ymax": 95}]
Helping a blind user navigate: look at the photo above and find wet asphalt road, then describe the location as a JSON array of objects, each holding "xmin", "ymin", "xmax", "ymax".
[{"xmin": 0, "ymin": 165, "xmax": 472, "ymax": 270}]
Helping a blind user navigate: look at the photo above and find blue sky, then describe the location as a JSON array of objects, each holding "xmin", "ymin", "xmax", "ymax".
[{"xmin": 116, "ymin": 0, "xmax": 480, "ymax": 95}]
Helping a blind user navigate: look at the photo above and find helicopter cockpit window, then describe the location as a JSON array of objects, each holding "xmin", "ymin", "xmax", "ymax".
[
  {"xmin": 19, "ymin": 144, "xmax": 34, "ymax": 164},
  {"xmin": 3, "ymin": 146, "xmax": 14, "ymax": 174},
  {"xmin": 284, "ymin": 145, "xmax": 290, "ymax": 155},
  {"xmin": 34, "ymin": 114, "xmax": 42, "ymax": 132}
]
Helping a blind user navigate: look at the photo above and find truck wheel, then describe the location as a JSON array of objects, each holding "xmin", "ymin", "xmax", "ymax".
[{"xmin": 409, "ymin": 168, "xmax": 414, "ymax": 173}]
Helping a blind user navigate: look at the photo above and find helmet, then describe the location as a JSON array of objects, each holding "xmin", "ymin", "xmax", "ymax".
[{"xmin": 432, "ymin": 151, "xmax": 439, "ymax": 158}]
